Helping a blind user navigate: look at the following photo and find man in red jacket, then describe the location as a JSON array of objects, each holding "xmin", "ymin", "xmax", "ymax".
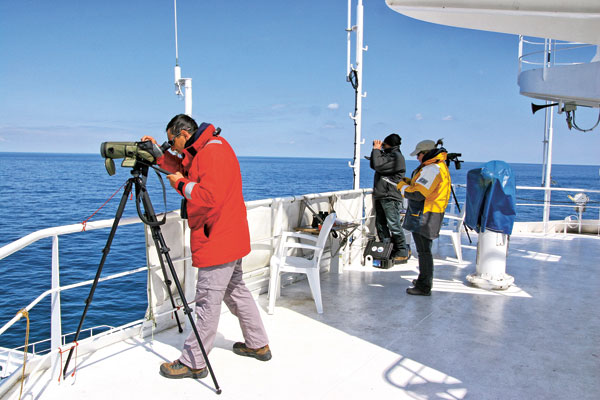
[{"xmin": 142, "ymin": 114, "xmax": 270, "ymax": 380}]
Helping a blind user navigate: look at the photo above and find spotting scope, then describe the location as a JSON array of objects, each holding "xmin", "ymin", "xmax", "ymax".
[{"xmin": 100, "ymin": 141, "xmax": 171, "ymax": 175}]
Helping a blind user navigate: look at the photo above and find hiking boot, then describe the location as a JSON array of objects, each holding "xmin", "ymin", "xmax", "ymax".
[
  {"xmin": 393, "ymin": 255, "xmax": 409, "ymax": 264},
  {"xmin": 233, "ymin": 342, "xmax": 272, "ymax": 361},
  {"xmin": 159, "ymin": 360, "xmax": 208, "ymax": 379},
  {"xmin": 406, "ymin": 286, "xmax": 431, "ymax": 296}
]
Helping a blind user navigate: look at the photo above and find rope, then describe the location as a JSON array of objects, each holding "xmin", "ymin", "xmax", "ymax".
[
  {"xmin": 58, "ymin": 342, "xmax": 79, "ymax": 382},
  {"xmin": 17, "ymin": 309, "xmax": 29, "ymax": 400},
  {"xmin": 81, "ymin": 181, "xmax": 128, "ymax": 231}
]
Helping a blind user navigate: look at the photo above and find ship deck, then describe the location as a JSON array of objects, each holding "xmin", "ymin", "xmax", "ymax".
[{"xmin": 11, "ymin": 232, "xmax": 600, "ymax": 399}]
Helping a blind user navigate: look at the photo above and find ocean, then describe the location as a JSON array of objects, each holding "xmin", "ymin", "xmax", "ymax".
[{"xmin": 1, "ymin": 152, "xmax": 599, "ymax": 351}]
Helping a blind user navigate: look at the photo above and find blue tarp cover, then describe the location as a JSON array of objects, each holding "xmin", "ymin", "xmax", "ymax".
[{"xmin": 465, "ymin": 160, "xmax": 516, "ymax": 235}]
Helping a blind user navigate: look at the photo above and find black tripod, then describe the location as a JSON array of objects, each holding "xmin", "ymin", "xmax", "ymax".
[
  {"xmin": 450, "ymin": 185, "xmax": 472, "ymax": 244},
  {"xmin": 62, "ymin": 165, "xmax": 222, "ymax": 394}
]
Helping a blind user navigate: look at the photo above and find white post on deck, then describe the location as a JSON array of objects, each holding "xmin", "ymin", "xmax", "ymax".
[
  {"xmin": 50, "ymin": 235, "xmax": 62, "ymax": 380},
  {"xmin": 347, "ymin": 0, "xmax": 367, "ymax": 190},
  {"xmin": 174, "ymin": 0, "xmax": 192, "ymax": 117},
  {"xmin": 541, "ymin": 39, "xmax": 554, "ymax": 231}
]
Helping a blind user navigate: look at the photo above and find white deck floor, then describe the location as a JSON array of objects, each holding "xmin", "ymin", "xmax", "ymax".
[{"xmin": 9, "ymin": 232, "xmax": 600, "ymax": 399}]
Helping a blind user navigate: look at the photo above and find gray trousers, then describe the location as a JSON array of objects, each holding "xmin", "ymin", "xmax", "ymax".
[{"xmin": 179, "ymin": 258, "xmax": 269, "ymax": 369}]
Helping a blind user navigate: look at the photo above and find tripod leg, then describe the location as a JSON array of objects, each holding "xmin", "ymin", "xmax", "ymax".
[
  {"xmin": 159, "ymin": 235, "xmax": 222, "ymax": 394},
  {"xmin": 62, "ymin": 178, "xmax": 134, "ymax": 379},
  {"xmin": 451, "ymin": 185, "xmax": 472, "ymax": 244},
  {"xmin": 136, "ymin": 183, "xmax": 184, "ymax": 332},
  {"xmin": 137, "ymin": 181, "xmax": 222, "ymax": 394},
  {"xmin": 148, "ymin": 223, "xmax": 184, "ymax": 333}
]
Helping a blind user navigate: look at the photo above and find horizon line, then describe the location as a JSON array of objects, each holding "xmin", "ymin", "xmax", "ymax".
[{"xmin": 0, "ymin": 151, "xmax": 599, "ymax": 168}]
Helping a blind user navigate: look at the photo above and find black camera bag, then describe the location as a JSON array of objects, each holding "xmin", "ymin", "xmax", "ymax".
[{"xmin": 363, "ymin": 238, "xmax": 393, "ymax": 269}]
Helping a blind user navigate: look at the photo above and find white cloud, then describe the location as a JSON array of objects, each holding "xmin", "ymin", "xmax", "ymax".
[
  {"xmin": 415, "ymin": 113, "xmax": 424, "ymax": 120},
  {"xmin": 327, "ymin": 103, "xmax": 339, "ymax": 110},
  {"xmin": 442, "ymin": 115, "xmax": 454, "ymax": 121}
]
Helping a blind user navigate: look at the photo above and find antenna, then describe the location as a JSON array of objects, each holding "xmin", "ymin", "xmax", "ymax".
[
  {"xmin": 173, "ymin": 0, "xmax": 192, "ymax": 116},
  {"xmin": 174, "ymin": 0, "xmax": 179, "ymax": 66}
]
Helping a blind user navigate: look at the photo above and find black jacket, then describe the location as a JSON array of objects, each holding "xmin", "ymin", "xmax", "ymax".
[{"xmin": 370, "ymin": 146, "xmax": 406, "ymax": 200}]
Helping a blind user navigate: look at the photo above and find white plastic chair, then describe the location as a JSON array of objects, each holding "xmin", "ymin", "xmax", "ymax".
[
  {"xmin": 438, "ymin": 207, "xmax": 466, "ymax": 263},
  {"xmin": 268, "ymin": 213, "xmax": 336, "ymax": 314}
]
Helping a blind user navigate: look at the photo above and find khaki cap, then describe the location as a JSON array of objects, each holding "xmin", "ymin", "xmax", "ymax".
[{"xmin": 410, "ymin": 140, "xmax": 436, "ymax": 156}]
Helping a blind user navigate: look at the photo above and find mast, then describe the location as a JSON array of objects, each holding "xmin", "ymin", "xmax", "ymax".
[
  {"xmin": 347, "ymin": 0, "xmax": 367, "ymax": 190},
  {"xmin": 173, "ymin": 0, "xmax": 192, "ymax": 116},
  {"xmin": 542, "ymin": 39, "xmax": 554, "ymax": 231}
]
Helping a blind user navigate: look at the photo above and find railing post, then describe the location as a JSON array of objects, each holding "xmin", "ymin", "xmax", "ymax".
[
  {"xmin": 518, "ymin": 35, "xmax": 523, "ymax": 75},
  {"xmin": 50, "ymin": 235, "xmax": 62, "ymax": 381}
]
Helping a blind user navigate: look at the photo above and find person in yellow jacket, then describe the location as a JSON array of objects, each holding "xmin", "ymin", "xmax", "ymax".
[{"xmin": 396, "ymin": 139, "xmax": 451, "ymax": 296}]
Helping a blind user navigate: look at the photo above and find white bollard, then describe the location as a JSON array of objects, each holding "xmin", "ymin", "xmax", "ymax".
[{"xmin": 467, "ymin": 230, "xmax": 514, "ymax": 289}]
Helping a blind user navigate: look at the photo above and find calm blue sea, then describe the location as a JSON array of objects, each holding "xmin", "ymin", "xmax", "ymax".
[{"xmin": 1, "ymin": 152, "xmax": 599, "ymax": 350}]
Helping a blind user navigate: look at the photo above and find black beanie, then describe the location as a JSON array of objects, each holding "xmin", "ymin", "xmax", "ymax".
[{"xmin": 383, "ymin": 133, "xmax": 401, "ymax": 147}]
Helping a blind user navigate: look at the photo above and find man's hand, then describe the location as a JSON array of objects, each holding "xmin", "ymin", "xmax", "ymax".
[
  {"xmin": 141, "ymin": 135, "xmax": 157, "ymax": 144},
  {"xmin": 167, "ymin": 172, "xmax": 184, "ymax": 189},
  {"xmin": 373, "ymin": 140, "xmax": 383, "ymax": 150}
]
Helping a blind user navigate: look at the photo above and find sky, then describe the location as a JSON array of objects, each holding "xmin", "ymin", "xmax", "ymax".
[{"xmin": 1, "ymin": 0, "xmax": 599, "ymax": 165}]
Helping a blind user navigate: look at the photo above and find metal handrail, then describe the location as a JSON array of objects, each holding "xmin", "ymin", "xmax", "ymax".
[
  {"xmin": 518, "ymin": 36, "xmax": 598, "ymax": 75},
  {"xmin": 0, "ymin": 188, "xmax": 374, "ymax": 351},
  {"xmin": 452, "ymin": 184, "xmax": 600, "ymax": 235}
]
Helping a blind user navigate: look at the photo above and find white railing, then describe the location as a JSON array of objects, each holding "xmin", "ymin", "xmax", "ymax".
[
  {"xmin": 0, "ymin": 213, "xmax": 150, "ymax": 391},
  {"xmin": 518, "ymin": 36, "xmax": 598, "ymax": 75},
  {"xmin": 0, "ymin": 188, "xmax": 374, "ymax": 396},
  {"xmin": 514, "ymin": 186, "xmax": 600, "ymax": 234},
  {"xmin": 452, "ymin": 184, "xmax": 600, "ymax": 235}
]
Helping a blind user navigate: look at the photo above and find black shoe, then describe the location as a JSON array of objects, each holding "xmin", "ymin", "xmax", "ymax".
[
  {"xmin": 412, "ymin": 279, "xmax": 417, "ymax": 286},
  {"xmin": 406, "ymin": 286, "xmax": 431, "ymax": 296}
]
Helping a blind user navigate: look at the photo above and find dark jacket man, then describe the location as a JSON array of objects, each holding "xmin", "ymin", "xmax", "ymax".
[
  {"xmin": 370, "ymin": 142, "xmax": 406, "ymax": 200},
  {"xmin": 369, "ymin": 133, "xmax": 409, "ymax": 263}
]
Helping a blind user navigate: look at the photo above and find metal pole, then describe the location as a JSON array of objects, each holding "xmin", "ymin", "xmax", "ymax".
[
  {"xmin": 173, "ymin": 0, "xmax": 192, "ymax": 117},
  {"xmin": 346, "ymin": 0, "xmax": 352, "ymax": 78},
  {"xmin": 542, "ymin": 40, "xmax": 554, "ymax": 231},
  {"xmin": 541, "ymin": 39, "xmax": 549, "ymax": 186},
  {"xmin": 517, "ymin": 35, "xmax": 523, "ymax": 76},
  {"xmin": 353, "ymin": 0, "xmax": 365, "ymax": 190},
  {"xmin": 50, "ymin": 235, "xmax": 62, "ymax": 381},
  {"xmin": 174, "ymin": 0, "xmax": 179, "ymax": 65},
  {"xmin": 184, "ymin": 78, "xmax": 193, "ymax": 117}
]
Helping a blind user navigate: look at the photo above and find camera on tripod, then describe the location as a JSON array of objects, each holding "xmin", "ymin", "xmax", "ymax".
[
  {"xmin": 100, "ymin": 140, "xmax": 171, "ymax": 176},
  {"xmin": 446, "ymin": 152, "xmax": 464, "ymax": 170}
]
